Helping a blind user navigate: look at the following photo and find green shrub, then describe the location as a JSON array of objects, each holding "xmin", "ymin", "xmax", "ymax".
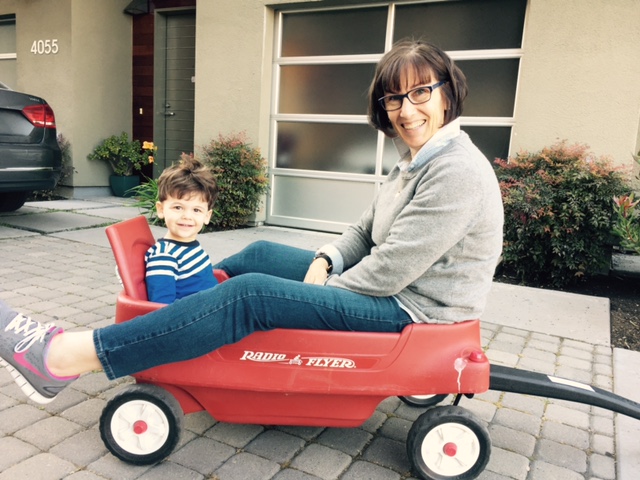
[
  {"xmin": 129, "ymin": 176, "xmax": 164, "ymax": 226},
  {"xmin": 495, "ymin": 141, "xmax": 629, "ymax": 288},
  {"xmin": 612, "ymin": 153, "xmax": 640, "ymax": 254},
  {"xmin": 57, "ymin": 133, "xmax": 73, "ymax": 181},
  {"xmin": 28, "ymin": 133, "xmax": 75, "ymax": 201},
  {"xmin": 612, "ymin": 193, "xmax": 640, "ymax": 254},
  {"xmin": 200, "ymin": 132, "xmax": 269, "ymax": 230}
]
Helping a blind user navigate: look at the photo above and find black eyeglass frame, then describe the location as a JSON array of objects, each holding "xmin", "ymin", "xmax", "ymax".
[{"xmin": 377, "ymin": 81, "xmax": 447, "ymax": 112}]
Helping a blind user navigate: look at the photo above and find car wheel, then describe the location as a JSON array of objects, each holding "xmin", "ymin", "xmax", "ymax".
[
  {"xmin": 399, "ymin": 394, "xmax": 449, "ymax": 408},
  {"xmin": 0, "ymin": 191, "xmax": 29, "ymax": 212},
  {"xmin": 407, "ymin": 405, "xmax": 491, "ymax": 480},
  {"xmin": 100, "ymin": 384, "xmax": 183, "ymax": 465}
]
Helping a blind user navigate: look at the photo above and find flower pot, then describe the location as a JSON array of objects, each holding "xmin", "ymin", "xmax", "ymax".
[
  {"xmin": 612, "ymin": 251, "xmax": 640, "ymax": 278},
  {"xmin": 109, "ymin": 175, "xmax": 140, "ymax": 198}
]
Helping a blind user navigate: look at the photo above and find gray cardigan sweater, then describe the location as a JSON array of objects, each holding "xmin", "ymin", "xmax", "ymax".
[{"xmin": 322, "ymin": 128, "xmax": 504, "ymax": 324}]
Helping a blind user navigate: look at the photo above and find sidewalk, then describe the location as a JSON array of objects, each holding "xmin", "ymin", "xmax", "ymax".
[{"xmin": 0, "ymin": 197, "xmax": 638, "ymax": 480}]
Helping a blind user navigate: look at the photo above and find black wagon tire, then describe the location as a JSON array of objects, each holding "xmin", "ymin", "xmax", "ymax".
[
  {"xmin": 407, "ymin": 405, "xmax": 491, "ymax": 480},
  {"xmin": 399, "ymin": 394, "xmax": 449, "ymax": 408},
  {"xmin": 100, "ymin": 384, "xmax": 183, "ymax": 465}
]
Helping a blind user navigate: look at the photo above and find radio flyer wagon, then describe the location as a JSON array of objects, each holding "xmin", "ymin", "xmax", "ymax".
[{"xmin": 101, "ymin": 216, "xmax": 640, "ymax": 480}]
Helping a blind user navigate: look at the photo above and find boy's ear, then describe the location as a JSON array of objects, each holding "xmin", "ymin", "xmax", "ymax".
[
  {"xmin": 204, "ymin": 209, "xmax": 213, "ymax": 225},
  {"xmin": 155, "ymin": 201, "xmax": 165, "ymax": 219}
]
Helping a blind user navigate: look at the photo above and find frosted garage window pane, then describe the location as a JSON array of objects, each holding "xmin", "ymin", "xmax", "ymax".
[
  {"xmin": 0, "ymin": 18, "xmax": 16, "ymax": 54},
  {"xmin": 281, "ymin": 8, "xmax": 386, "ymax": 57},
  {"xmin": 464, "ymin": 126, "xmax": 512, "ymax": 162},
  {"xmin": 279, "ymin": 64, "xmax": 376, "ymax": 115},
  {"xmin": 394, "ymin": 0, "xmax": 526, "ymax": 50},
  {"xmin": 277, "ymin": 122, "xmax": 378, "ymax": 174},
  {"xmin": 272, "ymin": 175, "xmax": 375, "ymax": 225},
  {"xmin": 457, "ymin": 59, "xmax": 519, "ymax": 117}
]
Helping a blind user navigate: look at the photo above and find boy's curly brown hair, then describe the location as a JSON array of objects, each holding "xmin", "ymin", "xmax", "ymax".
[{"xmin": 157, "ymin": 155, "xmax": 219, "ymax": 210}]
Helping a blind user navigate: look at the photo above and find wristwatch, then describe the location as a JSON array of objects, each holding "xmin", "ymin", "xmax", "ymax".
[{"xmin": 313, "ymin": 252, "xmax": 333, "ymax": 273}]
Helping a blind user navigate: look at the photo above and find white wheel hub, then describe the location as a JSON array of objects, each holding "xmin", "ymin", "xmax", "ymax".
[
  {"xmin": 421, "ymin": 421, "xmax": 480, "ymax": 476},
  {"xmin": 110, "ymin": 399, "xmax": 171, "ymax": 455},
  {"xmin": 407, "ymin": 394, "xmax": 437, "ymax": 401}
]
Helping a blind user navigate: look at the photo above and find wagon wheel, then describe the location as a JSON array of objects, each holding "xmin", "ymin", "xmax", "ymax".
[
  {"xmin": 407, "ymin": 405, "xmax": 491, "ymax": 480},
  {"xmin": 399, "ymin": 394, "xmax": 449, "ymax": 408},
  {"xmin": 100, "ymin": 384, "xmax": 183, "ymax": 465}
]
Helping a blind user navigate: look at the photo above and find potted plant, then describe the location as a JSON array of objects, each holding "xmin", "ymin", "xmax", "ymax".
[{"xmin": 88, "ymin": 132, "xmax": 156, "ymax": 197}]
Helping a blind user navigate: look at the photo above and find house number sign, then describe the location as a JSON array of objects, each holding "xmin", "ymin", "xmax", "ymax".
[{"xmin": 30, "ymin": 39, "xmax": 59, "ymax": 55}]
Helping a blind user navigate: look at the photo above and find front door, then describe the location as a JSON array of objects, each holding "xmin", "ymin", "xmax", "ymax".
[{"xmin": 154, "ymin": 11, "xmax": 196, "ymax": 171}]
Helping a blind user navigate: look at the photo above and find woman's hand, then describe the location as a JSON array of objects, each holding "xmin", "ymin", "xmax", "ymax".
[{"xmin": 303, "ymin": 258, "xmax": 330, "ymax": 285}]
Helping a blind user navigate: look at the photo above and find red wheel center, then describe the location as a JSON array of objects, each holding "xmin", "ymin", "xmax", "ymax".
[
  {"xmin": 133, "ymin": 420, "xmax": 148, "ymax": 435},
  {"xmin": 443, "ymin": 442, "xmax": 457, "ymax": 457}
]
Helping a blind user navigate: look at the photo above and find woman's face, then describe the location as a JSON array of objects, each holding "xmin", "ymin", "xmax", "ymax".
[{"xmin": 385, "ymin": 69, "xmax": 447, "ymax": 158}]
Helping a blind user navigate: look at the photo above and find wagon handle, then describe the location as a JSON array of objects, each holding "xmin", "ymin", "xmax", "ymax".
[{"xmin": 490, "ymin": 364, "xmax": 640, "ymax": 421}]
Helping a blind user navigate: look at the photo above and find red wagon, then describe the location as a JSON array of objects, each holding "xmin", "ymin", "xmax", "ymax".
[{"xmin": 101, "ymin": 216, "xmax": 640, "ymax": 480}]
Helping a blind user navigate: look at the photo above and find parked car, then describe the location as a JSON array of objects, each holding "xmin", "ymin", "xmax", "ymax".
[{"xmin": 0, "ymin": 82, "xmax": 62, "ymax": 212}]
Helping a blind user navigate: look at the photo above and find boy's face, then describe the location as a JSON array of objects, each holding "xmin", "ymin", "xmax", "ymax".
[{"xmin": 156, "ymin": 193, "xmax": 212, "ymax": 243}]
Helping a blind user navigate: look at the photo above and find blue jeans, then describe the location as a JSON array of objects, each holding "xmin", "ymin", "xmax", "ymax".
[{"xmin": 94, "ymin": 241, "xmax": 412, "ymax": 380}]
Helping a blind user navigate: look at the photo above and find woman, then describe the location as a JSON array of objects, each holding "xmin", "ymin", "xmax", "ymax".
[{"xmin": 0, "ymin": 40, "xmax": 503, "ymax": 404}]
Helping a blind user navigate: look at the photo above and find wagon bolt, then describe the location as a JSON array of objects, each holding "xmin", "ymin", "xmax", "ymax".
[
  {"xmin": 133, "ymin": 420, "xmax": 148, "ymax": 435},
  {"xmin": 468, "ymin": 350, "xmax": 487, "ymax": 362},
  {"xmin": 443, "ymin": 442, "xmax": 458, "ymax": 457}
]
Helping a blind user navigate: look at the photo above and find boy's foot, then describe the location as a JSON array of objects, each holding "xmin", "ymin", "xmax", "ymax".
[{"xmin": 0, "ymin": 313, "xmax": 78, "ymax": 404}]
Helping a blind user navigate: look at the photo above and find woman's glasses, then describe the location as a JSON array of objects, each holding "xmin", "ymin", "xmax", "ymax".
[{"xmin": 378, "ymin": 81, "xmax": 447, "ymax": 112}]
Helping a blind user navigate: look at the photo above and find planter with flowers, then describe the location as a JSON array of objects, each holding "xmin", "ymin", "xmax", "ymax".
[
  {"xmin": 611, "ymin": 152, "xmax": 640, "ymax": 277},
  {"xmin": 613, "ymin": 193, "xmax": 640, "ymax": 255},
  {"xmin": 88, "ymin": 132, "xmax": 156, "ymax": 197}
]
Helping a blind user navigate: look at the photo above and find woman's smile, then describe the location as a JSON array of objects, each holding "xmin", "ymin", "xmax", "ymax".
[{"xmin": 402, "ymin": 120, "xmax": 427, "ymax": 131}]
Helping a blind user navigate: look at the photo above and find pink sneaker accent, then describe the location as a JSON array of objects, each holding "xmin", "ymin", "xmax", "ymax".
[{"xmin": 13, "ymin": 351, "xmax": 49, "ymax": 380}]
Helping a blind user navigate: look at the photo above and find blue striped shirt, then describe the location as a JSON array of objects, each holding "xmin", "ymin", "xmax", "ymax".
[{"xmin": 145, "ymin": 238, "xmax": 218, "ymax": 304}]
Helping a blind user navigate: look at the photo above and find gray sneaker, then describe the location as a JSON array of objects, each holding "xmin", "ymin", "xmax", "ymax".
[{"xmin": 0, "ymin": 313, "xmax": 77, "ymax": 404}]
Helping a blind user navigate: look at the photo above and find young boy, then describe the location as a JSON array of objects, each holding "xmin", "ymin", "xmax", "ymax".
[{"xmin": 145, "ymin": 156, "xmax": 219, "ymax": 304}]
